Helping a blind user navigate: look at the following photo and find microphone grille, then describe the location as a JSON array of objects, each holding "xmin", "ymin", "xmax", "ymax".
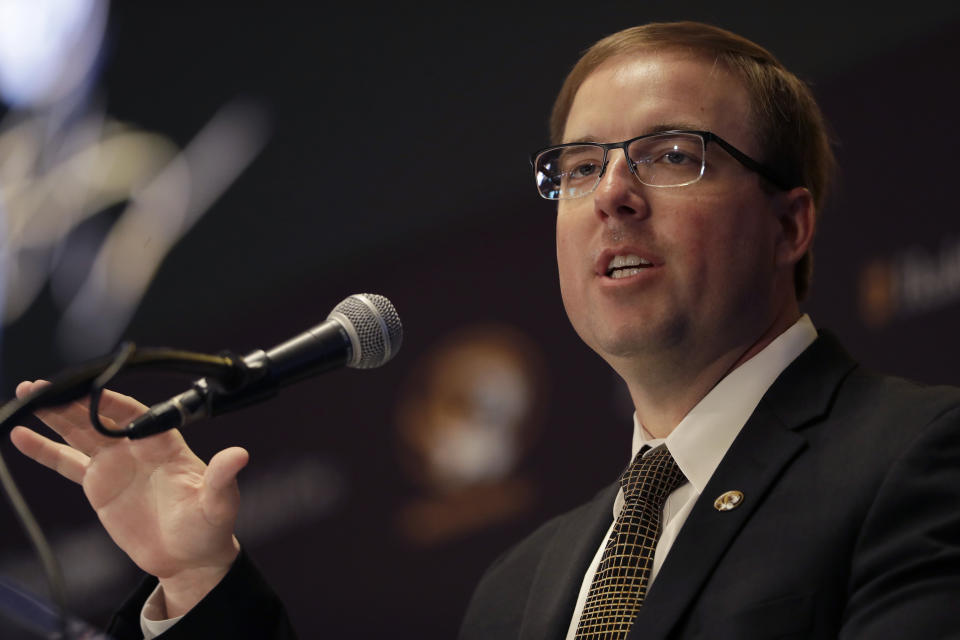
[{"xmin": 328, "ymin": 293, "xmax": 403, "ymax": 369}]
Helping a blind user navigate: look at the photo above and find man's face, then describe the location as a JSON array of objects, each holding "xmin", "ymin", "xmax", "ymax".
[{"xmin": 556, "ymin": 51, "xmax": 791, "ymax": 373}]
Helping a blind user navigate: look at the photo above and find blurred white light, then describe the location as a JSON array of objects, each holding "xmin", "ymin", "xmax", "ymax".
[
  {"xmin": 0, "ymin": 0, "xmax": 107, "ymax": 107},
  {"xmin": 0, "ymin": 1, "xmax": 270, "ymax": 361}
]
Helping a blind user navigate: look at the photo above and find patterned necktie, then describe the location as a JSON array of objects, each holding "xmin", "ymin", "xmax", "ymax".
[{"xmin": 574, "ymin": 445, "xmax": 688, "ymax": 640}]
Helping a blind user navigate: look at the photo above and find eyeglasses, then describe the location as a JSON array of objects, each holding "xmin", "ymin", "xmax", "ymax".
[{"xmin": 530, "ymin": 130, "xmax": 791, "ymax": 200}]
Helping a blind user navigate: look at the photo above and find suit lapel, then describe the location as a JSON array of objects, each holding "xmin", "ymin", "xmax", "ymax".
[
  {"xmin": 632, "ymin": 401, "xmax": 805, "ymax": 637},
  {"xmin": 630, "ymin": 333, "xmax": 858, "ymax": 638},
  {"xmin": 519, "ymin": 484, "xmax": 619, "ymax": 640}
]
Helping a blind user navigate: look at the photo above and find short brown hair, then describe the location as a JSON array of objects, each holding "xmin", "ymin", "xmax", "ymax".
[{"xmin": 550, "ymin": 22, "xmax": 834, "ymax": 300}]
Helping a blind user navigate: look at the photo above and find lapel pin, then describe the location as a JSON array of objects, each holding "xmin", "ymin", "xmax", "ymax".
[{"xmin": 714, "ymin": 490, "xmax": 744, "ymax": 512}]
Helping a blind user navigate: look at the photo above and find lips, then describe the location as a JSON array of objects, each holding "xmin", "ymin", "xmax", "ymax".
[
  {"xmin": 596, "ymin": 250, "xmax": 661, "ymax": 279},
  {"xmin": 607, "ymin": 254, "xmax": 653, "ymax": 278}
]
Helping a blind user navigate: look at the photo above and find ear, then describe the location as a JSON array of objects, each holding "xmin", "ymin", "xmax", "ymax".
[{"xmin": 774, "ymin": 186, "xmax": 816, "ymax": 268}]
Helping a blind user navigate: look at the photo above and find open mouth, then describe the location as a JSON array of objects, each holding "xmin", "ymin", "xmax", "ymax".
[{"xmin": 606, "ymin": 254, "xmax": 653, "ymax": 279}]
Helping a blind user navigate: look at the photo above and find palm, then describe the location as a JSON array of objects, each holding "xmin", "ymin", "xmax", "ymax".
[{"xmin": 86, "ymin": 434, "xmax": 238, "ymax": 579}]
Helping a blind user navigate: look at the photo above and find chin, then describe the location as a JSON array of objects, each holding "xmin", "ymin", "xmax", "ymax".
[{"xmin": 589, "ymin": 321, "xmax": 683, "ymax": 363}]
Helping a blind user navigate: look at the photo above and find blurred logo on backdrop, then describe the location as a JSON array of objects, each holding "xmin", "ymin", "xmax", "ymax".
[
  {"xmin": 859, "ymin": 235, "xmax": 960, "ymax": 328},
  {"xmin": 0, "ymin": 0, "xmax": 268, "ymax": 360},
  {"xmin": 394, "ymin": 324, "xmax": 547, "ymax": 546}
]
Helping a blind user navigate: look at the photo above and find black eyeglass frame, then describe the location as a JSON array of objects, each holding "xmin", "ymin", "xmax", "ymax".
[{"xmin": 529, "ymin": 129, "xmax": 794, "ymax": 199}]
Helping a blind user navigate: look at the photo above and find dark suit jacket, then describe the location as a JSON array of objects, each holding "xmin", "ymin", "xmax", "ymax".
[
  {"xmin": 108, "ymin": 333, "xmax": 960, "ymax": 638},
  {"xmin": 107, "ymin": 549, "xmax": 296, "ymax": 639},
  {"xmin": 459, "ymin": 333, "xmax": 960, "ymax": 639}
]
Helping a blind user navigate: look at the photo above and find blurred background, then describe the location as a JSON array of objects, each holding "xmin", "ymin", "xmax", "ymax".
[{"xmin": 0, "ymin": 1, "xmax": 958, "ymax": 637}]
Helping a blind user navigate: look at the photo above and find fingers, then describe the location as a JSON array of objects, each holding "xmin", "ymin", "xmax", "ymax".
[
  {"xmin": 31, "ymin": 399, "xmax": 118, "ymax": 455},
  {"xmin": 16, "ymin": 380, "xmax": 148, "ymax": 455},
  {"xmin": 87, "ymin": 386, "xmax": 150, "ymax": 425},
  {"xmin": 9, "ymin": 426, "xmax": 89, "ymax": 484},
  {"xmin": 201, "ymin": 447, "xmax": 249, "ymax": 527}
]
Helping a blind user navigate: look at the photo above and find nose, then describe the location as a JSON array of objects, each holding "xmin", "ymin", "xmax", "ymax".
[{"xmin": 592, "ymin": 149, "xmax": 649, "ymax": 220}]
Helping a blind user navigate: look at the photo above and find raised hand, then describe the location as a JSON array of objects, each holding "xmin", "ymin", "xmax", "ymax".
[{"xmin": 9, "ymin": 380, "xmax": 249, "ymax": 617}]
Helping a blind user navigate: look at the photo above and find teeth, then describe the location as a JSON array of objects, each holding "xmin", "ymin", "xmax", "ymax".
[
  {"xmin": 607, "ymin": 254, "xmax": 652, "ymax": 274},
  {"xmin": 610, "ymin": 267, "xmax": 644, "ymax": 279},
  {"xmin": 607, "ymin": 254, "xmax": 651, "ymax": 269}
]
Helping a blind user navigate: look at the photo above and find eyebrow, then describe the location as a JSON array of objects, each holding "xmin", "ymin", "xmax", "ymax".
[{"xmin": 563, "ymin": 122, "xmax": 703, "ymax": 145}]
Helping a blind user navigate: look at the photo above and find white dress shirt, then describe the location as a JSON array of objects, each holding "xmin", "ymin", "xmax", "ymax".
[
  {"xmin": 140, "ymin": 585, "xmax": 181, "ymax": 638},
  {"xmin": 565, "ymin": 315, "xmax": 817, "ymax": 639}
]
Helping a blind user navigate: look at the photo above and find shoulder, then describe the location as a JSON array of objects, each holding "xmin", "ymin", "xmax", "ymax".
[
  {"xmin": 840, "ymin": 365, "xmax": 960, "ymax": 414},
  {"xmin": 459, "ymin": 484, "xmax": 617, "ymax": 639},
  {"xmin": 822, "ymin": 363, "xmax": 960, "ymax": 456},
  {"xmin": 472, "ymin": 483, "xmax": 615, "ymax": 595},
  {"xmin": 768, "ymin": 330, "xmax": 960, "ymax": 450},
  {"xmin": 487, "ymin": 483, "xmax": 616, "ymax": 569}
]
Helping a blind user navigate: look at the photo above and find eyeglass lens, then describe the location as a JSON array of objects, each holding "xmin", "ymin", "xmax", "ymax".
[{"xmin": 534, "ymin": 132, "xmax": 707, "ymax": 200}]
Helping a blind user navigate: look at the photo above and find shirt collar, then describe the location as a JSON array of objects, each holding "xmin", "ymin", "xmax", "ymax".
[{"xmin": 631, "ymin": 314, "xmax": 818, "ymax": 494}]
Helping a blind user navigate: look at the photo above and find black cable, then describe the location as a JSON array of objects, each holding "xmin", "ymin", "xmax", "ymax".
[{"xmin": 89, "ymin": 342, "xmax": 137, "ymax": 437}]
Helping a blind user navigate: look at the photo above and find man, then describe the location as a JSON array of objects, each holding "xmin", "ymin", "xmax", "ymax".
[
  {"xmin": 459, "ymin": 21, "xmax": 960, "ymax": 639},
  {"xmin": 10, "ymin": 21, "xmax": 960, "ymax": 639}
]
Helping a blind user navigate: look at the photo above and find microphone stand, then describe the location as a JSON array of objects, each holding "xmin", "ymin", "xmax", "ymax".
[{"xmin": 0, "ymin": 576, "xmax": 114, "ymax": 639}]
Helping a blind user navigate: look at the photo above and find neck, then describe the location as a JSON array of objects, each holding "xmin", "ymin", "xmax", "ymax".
[{"xmin": 622, "ymin": 306, "xmax": 801, "ymax": 439}]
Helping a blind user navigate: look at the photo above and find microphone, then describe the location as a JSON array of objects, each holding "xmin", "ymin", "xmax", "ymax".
[{"xmin": 126, "ymin": 293, "xmax": 402, "ymax": 439}]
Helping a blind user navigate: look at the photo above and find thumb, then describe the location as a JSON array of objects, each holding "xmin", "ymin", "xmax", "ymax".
[{"xmin": 201, "ymin": 446, "xmax": 249, "ymax": 527}]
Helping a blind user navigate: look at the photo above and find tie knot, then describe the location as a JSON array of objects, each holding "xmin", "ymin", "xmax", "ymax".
[{"xmin": 619, "ymin": 445, "xmax": 687, "ymax": 504}]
